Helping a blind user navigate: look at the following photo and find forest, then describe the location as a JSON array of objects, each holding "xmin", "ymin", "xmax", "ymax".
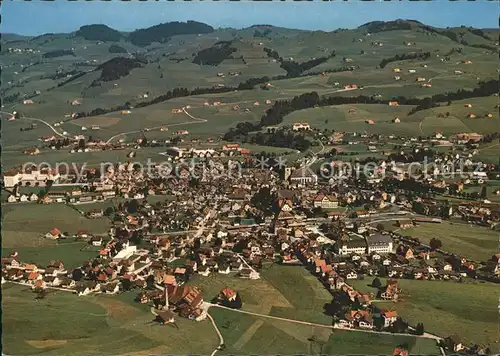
[
  {"xmin": 128, "ymin": 21, "xmax": 214, "ymax": 46},
  {"xmin": 75, "ymin": 24, "xmax": 123, "ymax": 42}
]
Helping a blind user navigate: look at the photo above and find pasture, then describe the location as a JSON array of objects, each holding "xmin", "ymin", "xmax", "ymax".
[
  {"xmin": 349, "ymin": 278, "xmax": 499, "ymax": 350},
  {"xmin": 399, "ymin": 220, "xmax": 498, "ymax": 261},
  {"xmin": 210, "ymin": 308, "xmax": 440, "ymax": 355},
  {"xmin": 2, "ymin": 203, "xmax": 109, "ymax": 248},
  {"xmin": 1, "ymin": 284, "xmax": 218, "ymax": 355}
]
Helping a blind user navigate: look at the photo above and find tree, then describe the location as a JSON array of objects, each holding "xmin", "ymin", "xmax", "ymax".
[
  {"xmin": 415, "ymin": 322, "xmax": 424, "ymax": 335},
  {"xmin": 371, "ymin": 277, "xmax": 382, "ymax": 289},
  {"xmin": 78, "ymin": 139, "xmax": 86, "ymax": 149},
  {"xmin": 429, "ymin": 238, "xmax": 442, "ymax": 250},
  {"xmin": 376, "ymin": 223, "xmax": 384, "ymax": 232},
  {"xmin": 480, "ymin": 186, "xmax": 487, "ymax": 199},
  {"xmin": 127, "ymin": 199, "xmax": 139, "ymax": 214},
  {"xmin": 104, "ymin": 206, "xmax": 114, "ymax": 217}
]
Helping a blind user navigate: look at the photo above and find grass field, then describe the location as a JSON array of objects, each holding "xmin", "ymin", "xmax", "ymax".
[
  {"xmin": 210, "ymin": 308, "xmax": 440, "ymax": 355},
  {"xmin": 2, "ymin": 283, "xmax": 218, "ymax": 355},
  {"xmin": 398, "ymin": 220, "xmax": 499, "ymax": 261},
  {"xmin": 1, "ymin": 203, "xmax": 110, "ymax": 268},
  {"xmin": 349, "ymin": 278, "xmax": 499, "ymax": 350}
]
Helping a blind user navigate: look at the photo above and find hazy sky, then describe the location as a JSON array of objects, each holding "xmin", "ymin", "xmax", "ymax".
[{"xmin": 2, "ymin": 0, "xmax": 499, "ymax": 36}]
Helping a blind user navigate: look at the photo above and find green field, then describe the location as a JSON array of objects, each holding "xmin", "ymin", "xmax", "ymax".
[
  {"xmin": 210, "ymin": 308, "xmax": 440, "ymax": 355},
  {"xmin": 349, "ymin": 278, "xmax": 499, "ymax": 350},
  {"xmin": 399, "ymin": 220, "xmax": 499, "ymax": 261},
  {"xmin": 1, "ymin": 203, "xmax": 111, "ymax": 268},
  {"xmin": 2, "ymin": 284, "xmax": 218, "ymax": 355}
]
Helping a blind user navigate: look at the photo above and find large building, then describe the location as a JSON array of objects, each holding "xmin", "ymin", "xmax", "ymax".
[
  {"xmin": 285, "ymin": 167, "xmax": 318, "ymax": 186},
  {"xmin": 3, "ymin": 166, "xmax": 60, "ymax": 188},
  {"xmin": 366, "ymin": 233, "xmax": 393, "ymax": 254},
  {"xmin": 340, "ymin": 239, "xmax": 367, "ymax": 256}
]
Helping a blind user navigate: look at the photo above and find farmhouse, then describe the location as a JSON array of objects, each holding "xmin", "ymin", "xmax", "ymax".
[
  {"xmin": 45, "ymin": 228, "xmax": 62, "ymax": 239},
  {"xmin": 23, "ymin": 99, "xmax": 34, "ymax": 105},
  {"xmin": 87, "ymin": 209, "xmax": 104, "ymax": 219},
  {"xmin": 23, "ymin": 147, "xmax": 40, "ymax": 155},
  {"xmin": 292, "ymin": 123, "xmax": 311, "ymax": 131}
]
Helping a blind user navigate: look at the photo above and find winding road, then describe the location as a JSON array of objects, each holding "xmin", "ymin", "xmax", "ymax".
[
  {"xmin": 208, "ymin": 304, "xmax": 442, "ymax": 341},
  {"xmin": 0, "ymin": 110, "xmax": 69, "ymax": 139}
]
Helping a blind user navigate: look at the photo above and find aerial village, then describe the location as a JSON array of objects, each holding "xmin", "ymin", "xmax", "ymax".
[{"xmin": 2, "ymin": 125, "xmax": 500, "ymax": 355}]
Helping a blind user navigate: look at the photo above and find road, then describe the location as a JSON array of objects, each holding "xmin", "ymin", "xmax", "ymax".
[
  {"xmin": 105, "ymin": 107, "xmax": 208, "ymax": 144},
  {"xmin": 207, "ymin": 312, "xmax": 225, "ymax": 356},
  {"xmin": 0, "ymin": 110, "xmax": 69, "ymax": 139},
  {"xmin": 194, "ymin": 204, "xmax": 217, "ymax": 238},
  {"xmin": 208, "ymin": 304, "xmax": 442, "ymax": 341}
]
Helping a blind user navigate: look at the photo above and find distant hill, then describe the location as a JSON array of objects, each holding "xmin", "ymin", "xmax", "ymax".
[
  {"xmin": 128, "ymin": 21, "xmax": 214, "ymax": 46},
  {"xmin": 359, "ymin": 19, "xmax": 423, "ymax": 33},
  {"xmin": 75, "ymin": 24, "xmax": 123, "ymax": 42}
]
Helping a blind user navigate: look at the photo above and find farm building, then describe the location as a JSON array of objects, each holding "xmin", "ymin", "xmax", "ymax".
[
  {"xmin": 365, "ymin": 119, "xmax": 375, "ymax": 125},
  {"xmin": 393, "ymin": 118, "xmax": 401, "ymax": 123},
  {"xmin": 388, "ymin": 101, "xmax": 399, "ymax": 106},
  {"xmin": 292, "ymin": 123, "xmax": 311, "ymax": 131}
]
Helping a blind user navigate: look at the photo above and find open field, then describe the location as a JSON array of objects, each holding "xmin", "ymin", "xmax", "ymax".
[
  {"xmin": 210, "ymin": 308, "xmax": 440, "ymax": 355},
  {"xmin": 349, "ymin": 278, "xmax": 499, "ymax": 350},
  {"xmin": 398, "ymin": 220, "xmax": 498, "ymax": 261},
  {"xmin": 1, "ymin": 283, "xmax": 218, "ymax": 355},
  {"xmin": 1, "ymin": 203, "xmax": 111, "ymax": 266}
]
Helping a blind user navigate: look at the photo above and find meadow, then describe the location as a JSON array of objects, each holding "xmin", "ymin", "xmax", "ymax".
[
  {"xmin": 1, "ymin": 284, "xmax": 218, "ymax": 355},
  {"xmin": 398, "ymin": 220, "xmax": 498, "ymax": 261},
  {"xmin": 209, "ymin": 308, "xmax": 440, "ymax": 355},
  {"xmin": 349, "ymin": 278, "xmax": 499, "ymax": 350},
  {"xmin": 1, "ymin": 203, "xmax": 110, "ymax": 268}
]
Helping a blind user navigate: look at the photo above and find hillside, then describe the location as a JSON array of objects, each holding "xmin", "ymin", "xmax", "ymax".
[{"xmin": 1, "ymin": 19, "xmax": 497, "ymax": 143}]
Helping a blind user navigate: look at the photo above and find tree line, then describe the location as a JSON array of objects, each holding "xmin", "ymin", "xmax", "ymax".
[
  {"xmin": 408, "ymin": 79, "xmax": 499, "ymax": 114},
  {"xmin": 379, "ymin": 51, "xmax": 431, "ymax": 68},
  {"xmin": 264, "ymin": 47, "xmax": 336, "ymax": 77}
]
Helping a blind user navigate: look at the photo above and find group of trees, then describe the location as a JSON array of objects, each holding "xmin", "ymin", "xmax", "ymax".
[
  {"xmin": 108, "ymin": 44, "xmax": 127, "ymax": 54},
  {"xmin": 42, "ymin": 49, "xmax": 75, "ymax": 58},
  {"xmin": 263, "ymin": 46, "xmax": 336, "ymax": 77},
  {"xmin": 408, "ymin": 79, "xmax": 500, "ymax": 114},
  {"xmin": 75, "ymin": 24, "xmax": 123, "ymax": 42},
  {"xmin": 379, "ymin": 51, "xmax": 431, "ymax": 68},
  {"xmin": 128, "ymin": 21, "xmax": 214, "ymax": 46},
  {"xmin": 93, "ymin": 57, "xmax": 146, "ymax": 84},
  {"xmin": 253, "ymin": 29, "xmax": 272, "ymax": 38},
  {"xmin": 192, "ymin": 41, "xmax": 237, "ymax": 66}
]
